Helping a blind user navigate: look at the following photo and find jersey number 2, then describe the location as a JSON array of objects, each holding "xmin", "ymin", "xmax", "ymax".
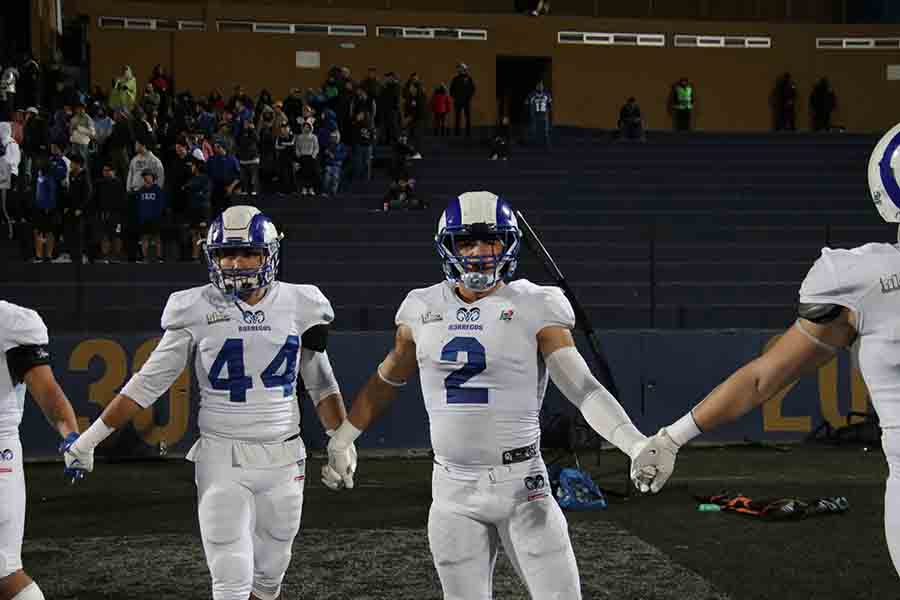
[
  {"xmin": 441, "ymin": 336, "xmax": 488, "ymax": 404},
  {"xmin": 209, "ymin": 336, "xmax": 300, "ymax": 402}
]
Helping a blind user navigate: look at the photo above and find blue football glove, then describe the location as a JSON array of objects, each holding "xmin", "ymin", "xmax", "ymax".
[{"xmin": 59, "ymin": 432, "xmax": 92, "ymax": 484}]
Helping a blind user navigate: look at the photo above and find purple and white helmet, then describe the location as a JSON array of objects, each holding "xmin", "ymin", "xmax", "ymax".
[
  {"xmin": 868, "ymin": 123, "xmax": 900, "ymax": 238},
  {"xmin": 435, "ymin": 191, "xmax": 521, "ymax": 291},
  {"xmin": 204, "ymin": 205, "xmax": 282, "ymax": 299}
]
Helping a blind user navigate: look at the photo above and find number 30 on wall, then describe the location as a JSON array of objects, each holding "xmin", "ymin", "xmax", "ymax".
[{"xmin": 68, "ymin": 338, "xmax": 190, "ymax": 447}]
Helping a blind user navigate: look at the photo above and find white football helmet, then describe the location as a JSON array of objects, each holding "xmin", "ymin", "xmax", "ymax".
[
  {"xmin": 867, "ymin": 123, "xmax": 900, "ymax": 239},
  {"xmin": 203, "ymin": 205, "xmax": 282, "ymax": 299}
]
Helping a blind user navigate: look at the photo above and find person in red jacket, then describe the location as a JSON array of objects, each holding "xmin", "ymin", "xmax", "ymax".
[{"xmin": 431, "ymin": 84, "xmax": 452, "ymax": 137}]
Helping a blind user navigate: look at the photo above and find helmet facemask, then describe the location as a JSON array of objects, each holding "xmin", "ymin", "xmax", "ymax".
[
  {"xmin": 204, "ymin": 241, "xmax": 280, "ymax": 301},
  {"xmin": 437, "ymin": 223, "xmax": 520, "ymax": 292}
]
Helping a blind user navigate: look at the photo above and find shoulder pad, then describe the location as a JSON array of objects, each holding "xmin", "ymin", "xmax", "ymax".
[
  {"xmin": 291, "ymin": 284, "xmax": 335, "ymax": 331},
  {"xmin": 0, "ymin": 301, "xmax": 48, "ymax": 351},
  {"xmin": 161, "ymin": 286, "xmax": 209, "ymax": 330},
  {"xmin": 797, "ymin": 303, "xmax": 844, "ymax": 324}
]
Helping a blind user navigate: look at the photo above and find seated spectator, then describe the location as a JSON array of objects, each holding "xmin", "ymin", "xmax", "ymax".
[
  {"xmin": 490, "ymin": 117, "xmax": 511, "ymax": 160},
  {"xmin": 382, "ymin": 177, "xmax": 424, "ymax": 211},
  {"xmin": 321, "ymin": 130, "xmax": 347, "ymax": 198},
  {"xmin": 294, "ymin": 120, "xmax": 319, "ymax": 196},
  {"xmin": 135, "ymin": 169, "xmax": 166, "ymax": 263},
  {"xmin": 617, "ymin": 97, "xmax": 646, "ymax": 142},
  {"xmin": 93, "ymin": 161, "xmax": 127, "ymax": 263},
  {"xmin": 183, "ymin": 149, "xmax": 210, "ymax": 262},
  {"xmin": 431, "ymin": 84, "xmax": 451, "ymax": 137}
]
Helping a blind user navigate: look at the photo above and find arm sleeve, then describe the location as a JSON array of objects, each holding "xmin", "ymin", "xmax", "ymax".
[
  {"xmin": 120, "ymin": 329, "xmax": 192, "ymax": 408},
  {"xmin": 299, "ymin": 348, "xmax": 340, "ymax": 406}
]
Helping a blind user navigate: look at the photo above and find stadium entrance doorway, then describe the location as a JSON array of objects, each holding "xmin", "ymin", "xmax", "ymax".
[{"xmin": 496, "ymin": 55, "xmax": 552, "ymax": 134}]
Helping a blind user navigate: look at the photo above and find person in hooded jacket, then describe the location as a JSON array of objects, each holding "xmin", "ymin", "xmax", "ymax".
[
  {"xmin": 0, "ymin": 122, "xmax": 22, "ymax": 237},
  {"xmin": 109, "ymin": 65, "xmax": 137, "ymax": 112}
]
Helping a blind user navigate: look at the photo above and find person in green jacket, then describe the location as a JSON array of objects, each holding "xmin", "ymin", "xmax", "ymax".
[
  {"xmin": 670, "ymin": 77, "xmax": 694, "ymax": 131},
  {"xmin": 109, "ymin": 65, "xmax": 136, "ymax": 112}
]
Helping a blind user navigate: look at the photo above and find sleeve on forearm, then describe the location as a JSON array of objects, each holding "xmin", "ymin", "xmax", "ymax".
[
  {"xmin": 120, "ymin": 329, "xmax": 192, "ymax": 408},
  {"xmin": 299, "ymin": 348, "xmax": 340, "ymax": 406}
]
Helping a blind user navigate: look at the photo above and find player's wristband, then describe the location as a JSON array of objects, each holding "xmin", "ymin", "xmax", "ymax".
[
  {"xmin": 330, "ymin": 420, "xmax": 363, "ymax": 448},
  {"xmin": 74, "ymin": 418, "xmax": 116, "ymax": 452},
  {"xmin": 377, "ymin": 363, "xmax": 407, "ymax": 387},
  {"xmin": 667, "ymin": 411, "xmax": 702, "ymax": 447}
]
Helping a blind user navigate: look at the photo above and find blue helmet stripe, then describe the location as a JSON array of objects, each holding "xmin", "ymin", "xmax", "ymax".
[
  {"xmin": 495, "ymin": 196, "xmax": 515, "ymax": 228},
  {"xmin": 879, "ymin": 129, "xmax": 900, "ymax": 210},
  {"xmin": 445, "ymin": 197, "xmax": 462, "ymax": 229},
  {"xmin": 249, "ymin": 213, "xmax": 268, "ymax": 244}
]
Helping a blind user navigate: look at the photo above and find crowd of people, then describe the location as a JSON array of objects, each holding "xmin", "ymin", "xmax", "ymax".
[{"xmin": 0, "ymin": 60, "xmax": 492, "ymax": 262}]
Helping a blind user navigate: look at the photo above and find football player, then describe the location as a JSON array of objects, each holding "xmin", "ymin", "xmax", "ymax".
[
  {"xmin": 64, "ymin": 205, "xmax": 350, "ymax": 600},
  {"xmin": 1, "ymin": 301, "xmax": 84, "ymax": 600},
  {"xmin": 321, "ymin": 191, "xmax": 657, "ymax": 598},
  {"xmin": 632, "ymin": 123, "xmax": 900, "ymax": 577}
]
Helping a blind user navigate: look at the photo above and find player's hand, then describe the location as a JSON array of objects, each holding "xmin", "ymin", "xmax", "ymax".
[
  {"xmin": 629, "ymin": 428, "xmax": 679, "ymax": 494},
  {"xmin": 322, "ymin": 434, "xmax": 357, "ymax": 491},
  {"xmin": 59, "ymin": 432, "xmax": 93, "ymax": 484}
]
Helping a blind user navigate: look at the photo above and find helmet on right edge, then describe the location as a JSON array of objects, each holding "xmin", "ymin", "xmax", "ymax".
[{"xmin": 867, "ymin": 123, "xmax": 900, "ymax": 232}]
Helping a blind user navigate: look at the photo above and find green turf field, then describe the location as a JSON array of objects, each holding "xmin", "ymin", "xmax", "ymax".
[{"xmin": 20, "ymin": 444, "xmax": 894, "ymax": 599}]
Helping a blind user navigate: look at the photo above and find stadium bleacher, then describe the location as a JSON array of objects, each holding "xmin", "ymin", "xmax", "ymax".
[{"xmin": 2, "ymin": 128, "xmax": 889, "ymax": 332}]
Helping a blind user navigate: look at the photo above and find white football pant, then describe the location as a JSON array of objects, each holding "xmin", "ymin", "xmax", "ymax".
[
  {"xmin": 882, "ymin": 429, "xmax": 900, "ymax": 577},
  {"xmin": 428, "ymin": 457, "xmax": 581, "ymax": 599},
  {"xmin": 195, "ymin": 458, "xmax": 305, "ymax": 600},
  {"xmin": 0, "ymin": 438, "xmax": 25, "ymax": 578}
]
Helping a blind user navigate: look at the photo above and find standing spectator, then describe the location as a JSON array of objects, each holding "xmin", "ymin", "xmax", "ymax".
[
  {"xmin": 431, "ymin": 84, "xmax": 452, "ymax": 137},
  {"xmin": 403, "ymin": 73, "xmax": 427, "ymax": 151},
  {"xmin": 109, "ymin": 65, "xmax": 137, "ymax": 112},
  {"xmin": 21, "ymin": 106, "xmax": 48, "ymax": 185},
  {"xmin": 196, "ymin": 102, "xmax": 217, "ymax": 138},
  {"xmin": 93, "ymin": 106, "xmax": 114, "ymax": 151},
  {"xmin": 450, "ymin": 63, "xmax": 476, "ymax": 138},
  {"xmin": 32, "ymin": 149, "xmax": 68, "ymax": 262},
  {"xmin": 106, "ymin": 109, "xmax": 134, "ymax": 184},
  {"xmin": 390, "ymin": 131, "xmax": 421, "ymax": 182},
  {"xmin": 379, "ymin": 72, "xmax": 402, "ymax": 145},
  {"xmin": 257, "ymin": 105, "xmax": 278, "ymax": 188},
  {"xmin": 361, "ymin": 68, "xmax": 381, "ymax": 111},
  {"xmin": 61, "ymin": 154, "xmax": 92, "ymax": 264},
  {"xmin": 68, "ymin": 100, "xmax": 96, "ymax": 169},
  {"xmin": 207, "ymin": 138, "xmax": 240, "ymax": 214},
  {"xmin": 232, "ymin": 97, "xmax": 252, "ymax": 141},
  {"xmin": 525, "ymin": 80, "xmax": 553, "ymax": 148},
  {"xmin": 321, "ymin": 130, "xmax": 347, "ymax": 197},
  {"xmin": 165, "ymin": 137, "xmax": 193, "ymax": 219},
  {"xmin": 336, "ymin": 81, "xmax": 356, "ymax": 141},
  {"xmin": 490, "ymin": 116, "xmax": 511, "ymax": 160},
  {"xmin": 670, "ymin": 77, "xmax": 694, "ymax": 131},
  {"xmin": 141, "ymin": 83, "xmax": 161, "ymax": 118},
  {"xmin": 1, "ymin": 62, "xmax": 19, "ymax": 120},
  {"xmin": 283, "ymin": 88, "xmax": 304, "ymax": 129},
  {"xmin": 350, "ymin": 112, "xmax": 374, "ymax": 186},
  {"xmin": 237, "ymin": 120, "xmax": 260, "ymax": 196},
  {"xmin": 150, "ymin": 64, "xmax": 173, "ymax": 118},
  {"xmin": 207, "ymin": 88, "xmax": 225, "ymax": 113},
  {"xmin": 256, "ymin": 89, "xmax": 274, "ymax": 116},
  {"xmin": 126, "ymin": 139, "xmax": 165, "ymax": 193},
  {"xmin": 134, "ymin": 170, "xmax": 166, "ymax": 262},
  {"xmin": 184, "ymin": 149, "xmax": 210, "ymax": 261},
  {"xmin": 274, "ymin": 121, "xmax": 295, "ymax": 192},
  {"xmin": 0, "ymin": 122, "xmax": 21, "ymax": 238},
  {"xmin": 810, "ymin": 77, "xmax": 837, "ymax": 132},
  {"xmin": 617, "ymin": 96, "xmax": 645, "ymax": 142},
  {"xmin": 18, "ymin": 55, "xmax": 40, "ymax": 110},
  {"xmin": 294, "ymin": 120, "xmax": 319, "ymax": 196},
  {"xmin": 271, "ymin": 101, "xmax": 290, "ymax": 133},
  {"xmin": 773, "ymin": 72, "xmax": 797, "ymax": 132},
  {"xmin": 351, "ymin": 87, "xmax": 376, "ymax": 130},
  {"xmin": 131, "ymin": 107, "xmax": 158, "ymax": 154},
  {"xmin": 49, "ymin": 104, "xmax": 73, "ymax": 148},
  {"xmin": 93, "ymin": 162, "xmax": 127, "ymax": 263}
]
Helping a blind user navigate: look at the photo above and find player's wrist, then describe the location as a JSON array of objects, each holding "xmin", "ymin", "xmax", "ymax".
[
  {"xmin": 74, "ymin": 417, "xmax": 116, "ymax": 452},
  {"xmin": 666, "ymin": 411, "xmax": 702, "ymax": 447},
  {"xmin": 610, "ymin": 423, "xmax": 647, "ymax": 459},
  {"xmin": 329, "ymin": 420, "xmax": 362, "ymax": 449}
]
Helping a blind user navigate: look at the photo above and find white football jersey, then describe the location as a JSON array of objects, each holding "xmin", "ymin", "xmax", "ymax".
[
  {"xmin": 121, "ymin": 282, "xmax": 333, "ymax": 442},
  {"xmin": 0, "ymin": 301, "xmax": 49, "ymax": 439},
  {"xmin": 396, "ymin": 279, "xmax": 575, "ymax": 467},
  {"xmin": 800, "ymin": 243, "xmax": 900, "ymax": 428}
]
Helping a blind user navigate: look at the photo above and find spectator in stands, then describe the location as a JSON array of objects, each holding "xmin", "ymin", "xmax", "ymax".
[
  {"xmin": 141, "ymin": 83, "xmax": 161, "ymax": 119},
  {"xmin": 490, "ymin": 116, "xmax": 511, "ymax": 160},
  {"xmin": 670, "ymin": 77, "xmax": 694, "ymax": 131},
  {"xmin": 18, "ymin": 56, "xmax": 40, "ymax": 110},
  {"xmin": 274, "ymin": 120, "xmax": 295, "ymax": 193},
  {"xmin": 431, "ymin": 84, "xmax": 451, "ymax": 137},
  {"xmin": 450, "ymin": 63, "xmax": 476, "ymax": 138},
  {"xmin": 93, "ymin": 106, "xmax": 114, "ymax": 152},
  {"xmin": 49, "ymin": 104, "xmax": 72, "ymax": 148},
  {"xmin": 391, "ymin": 131, "xmax": 421, "ymax": 182},
  {"xmin": 135, "ymin": 169, "xmax": 165, "ymax": 263},
  {"xmin": 403, "ymin": 73, "xmax": 427, "ymax": 151},
  {"xmin": 107, "ymin": 109, "xmax": 134, "ymax": 183},
  {"xmin": 207, "ymin": 88, "xmax": 225, "ymax": 113},
  {"xmin": 271, "ymin": 100, "xmax": 290, "ymax": 133},
  {"xmin": 283, "ymin": 88, "xmax": 304, "ymax": 129},
  {"xmin": 196, "ymin": 101, "xmax": 217, "ymax": 138},
  {"xmin": 32, "ymin": 150, "xmax": 67, "ymax": 262},
  {"xmin": 127, "ymin": 138, "xmax": 164, "ymax": 193},
  {"xmin": 132, "ymin": 107, "xmax": 158, "ymax": 153},
  {"xmin": 321, "ymin": 130, "xmax": 347, "ymax": 197},
  {"xmin": 237, "ymin": 120, "xmax": 260, "ymax": 196},
  {"xmin": 379, "ymin": 72, "xmax": 402, "ymax": 145},
  {"xmin": 382, "ymin": 177, "xmax": 422, "ymax": 211},
  {"xmin": 61, "ymin": 153, "xmax": 92, "ymax": 264},
  {"xmin": 810, "ymin": 77, "xmax": 837, "ymax": 132},
  {"xmin": 773, "ymin": 72, "xmax": 797, "ymax": 132},
  {"xmin": 68, "ymin": 100, "xmax": 96, "ymax": 169},
  {"xmin": 184, "ymin": 149, "xmax": 210, "ymax": 262},
  {"xmin": 350, "ymin": 111, "xmax": 374, "ymax": 186},
  {"xmin": 21, "ymin": 106, "xmax": 46, "ymax": 182},
  {"xmin": 257, "ymin": 105, "xmax": 278, "ymax": 188},
  {"xmin": 215, "ymin": 110, "xmax": 235, "ymax": 152},
  {"xmin": 207, "ymin": 138, "xmax": 240, "ymax": 214},
  {"xmin": 525, "ymin": 80, "xmax": 553, "ymax": 148},
  {"xmin": 109, "ymin": 65, "xmax": 137, "ymax": 112},
  {"xmin": 256, "ymin": 89, "xmax": 274, "ymax": 115},
  {"xmin": 0, "ymin": 61, "xmax": 19, "ymax": 120},
  {"xmin": 165, "ymin": 137, "xmax": 193, "ymax": 227},
  {"xmin": 232, "ymin": 97, "xmax": 252, "ymax": 140},
  {"xmin": 0, "ymin": 122, "xmax": 20, "ymax": 238},
  {"xmin": 94, "ymin": 161, "xmax": 126, "ymax": 263},
  {"xmin": 295, "ymin": 120, "xmax": 319, "ymax": 196},
  {"xmin": 351, "ymin": 87, "xmax": 376, "ymax": 131},
  {"xmin": 150, "ymin": 65, "xmax": 173, "ymax": 117},
  {"xmin": 361, "ymin": 67, "xmax": 381, "ymax": 110},
  {"xmin": 617, "ymin": 97, "xmax": 646, "ymax": 142}
]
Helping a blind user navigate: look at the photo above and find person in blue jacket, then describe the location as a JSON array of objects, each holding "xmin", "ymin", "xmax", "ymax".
[
  {"xmin": 31, "ymin": 146, "xmax": 69, "ymax": 261},
  {"xmin": 321, "ymin": 130, "xmax": 347, "ymax": 197},
  {"xmin": 135, "ymin": 169, "xmax": 166, "ymax": 263}
]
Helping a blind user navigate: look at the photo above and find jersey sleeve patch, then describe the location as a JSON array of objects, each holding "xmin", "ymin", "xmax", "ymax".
[{"xmin": 6, "ymin": 345, "xmax": 51, "ymax": 384}]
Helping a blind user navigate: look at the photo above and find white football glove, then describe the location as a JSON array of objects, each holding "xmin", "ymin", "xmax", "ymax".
[
  {"xmin": 61, "ymin": 434, "xmax": 95, "ymax": 483},
  {"xmin": 629, "ymin": 427, "xmax": 680, "ymax": 494},
  {"xmin": 321, "ymin": 433, "xmax": 358, "ymax": 491}
]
